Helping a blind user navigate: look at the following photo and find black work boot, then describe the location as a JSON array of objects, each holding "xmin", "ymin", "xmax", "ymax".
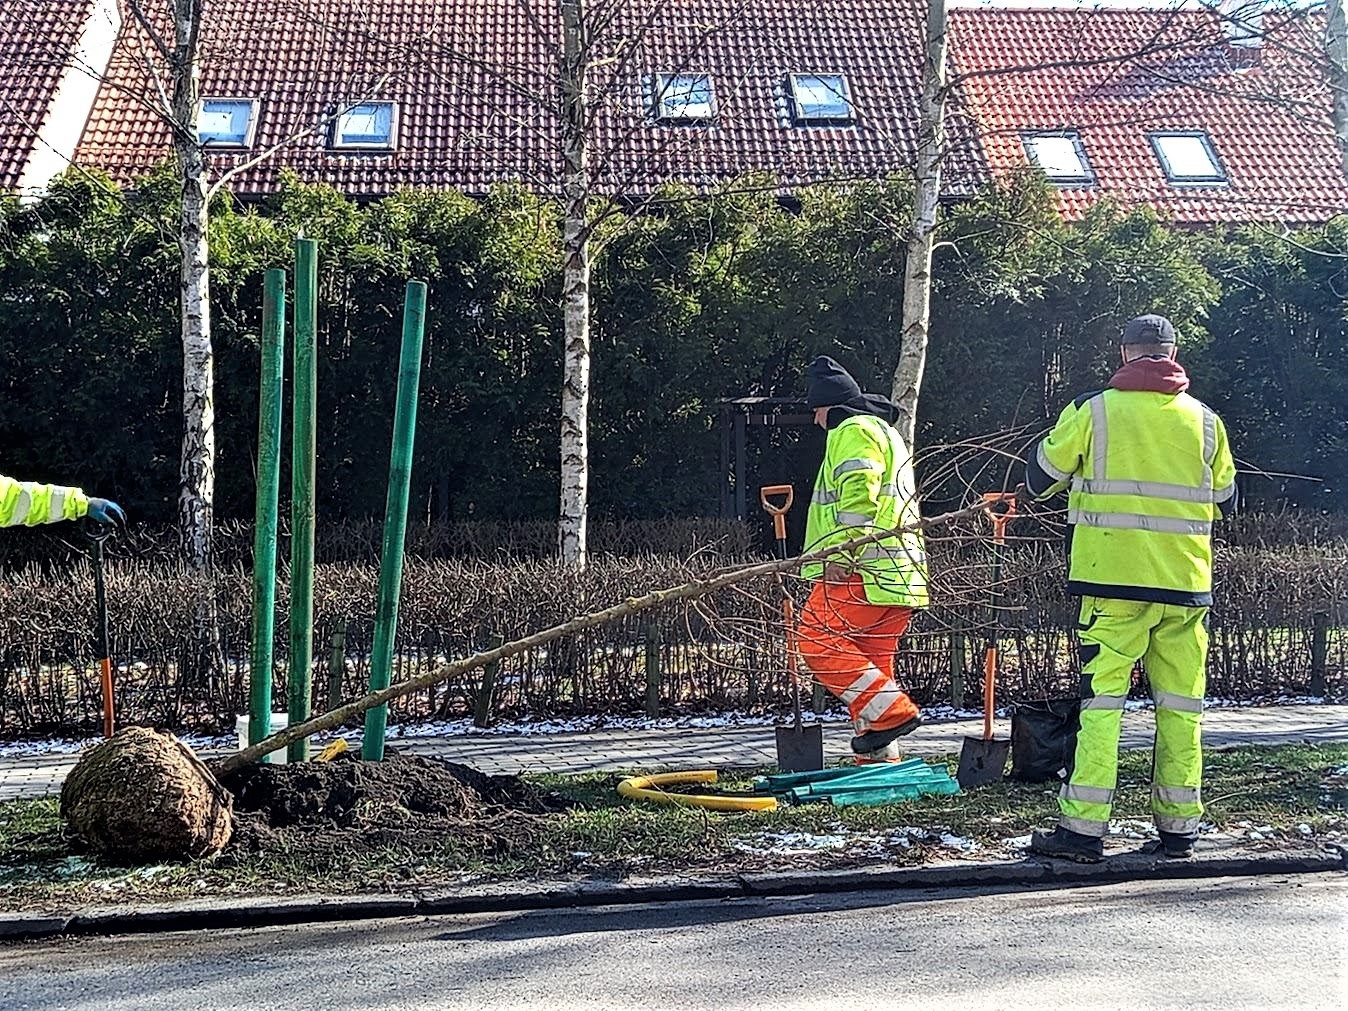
[
  {"xmin": 850, "ymin": 714, "xmax": 923, "ymax": 755},
  {"xmin": 1141, "ymin": 830, "xmax": 1196, "ymax": 859},
  {"xmin": 1029, "ymin": 826, "xmax": 1104, "ymax": 864}
]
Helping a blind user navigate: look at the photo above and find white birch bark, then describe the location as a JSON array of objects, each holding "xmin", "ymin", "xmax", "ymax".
[
  {"xmin": 891, "ymin": 0, "xmax": 948, "ymax": 449},
  {"xmin": 558, "ymin": 0, "xmax": 590, "ymax": 569},
  {"xmin": 1329, "ymin": 0, "xmax": 1348, "ymax": 179},
  {"xmin": 170, "ymin": 0, "xmax": 214, "ymax": 570}
]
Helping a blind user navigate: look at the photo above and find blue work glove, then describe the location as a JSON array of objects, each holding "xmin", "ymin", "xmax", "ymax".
[{"xmin": 86, "ymin": 498, "xmax": 126, "ymax": 527}]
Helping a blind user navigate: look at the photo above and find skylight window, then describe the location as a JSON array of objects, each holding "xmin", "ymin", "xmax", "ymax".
[
  {"xmin": 331, "ymin": 102, "xmax": 398, "ymax": 150},
  {"xmin": 789, "ymin": 73, "xmax": 853, "ymax": 123},
  {"xmin": 198, "ymin": 98, "xmax": 258, "ymax": 148},
  {"xmin": 1022, "ymin": 132, "xmax": 1093, "ymax": 185},
  {"xmin": 1150, "ymin": 132, "xmax": 1226, "ymax": 184},
  {"xmin": 654, "ymin": 73, "xmax": 715, "ymax": 121}
]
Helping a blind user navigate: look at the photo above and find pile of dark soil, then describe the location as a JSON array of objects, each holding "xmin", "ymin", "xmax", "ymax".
[{"xmin": 216, "ymin": 751, "xmax": 563, "ymax": 857}]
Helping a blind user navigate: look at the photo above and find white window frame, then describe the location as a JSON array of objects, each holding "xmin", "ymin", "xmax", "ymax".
[
  {"xmin": 198, "ymin": 98, "xmax": 259, "ymax": 149},
  {"xmin": 653, "ymin": 73, "xmax": 716, "ymax": 122},
  {"xmin": 1149, "ymin": 131, "xmax": 1227, "ymax": 185},
  {"xmin": 1021, "ymin": 131, "xmax": 1095, "ymax": 186},
  {"xmin": 330, "ymin": 101, "xmax": 399, "ymax": 151},
  {"xmin": 788, "ymin": 72, "xmax": 853, "ymax": 124}
]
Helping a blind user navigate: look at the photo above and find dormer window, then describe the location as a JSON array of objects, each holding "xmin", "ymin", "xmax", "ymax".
[
  {"xmin": 1150, "ymin": 131, "xmax": 1226, "ymax": 184},
  {"xmin": 331, "ymin": 101, "xmax": 398, "ymax": 151},
  {"xmin": 1021, "ymin": 131, "xmax": 1094, "ymax": 186},
  {"xmin": 198, "ymin": 98, "xmax": 258, "ymax": 148},
  {"xmin": 789, "ymin": 73, "xmax": 853, "ymax": 124},
  {"xmin": 654, "ymin": 74, "xmax": 715, "ymax": 121}
]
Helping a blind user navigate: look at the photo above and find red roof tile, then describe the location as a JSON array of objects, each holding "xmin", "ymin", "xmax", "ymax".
[
  {"xmin": 949, "ymin": 6, "xmax": 1348, "ymax": 225},
  {"xmin": 75, "ymin": 0, "xmax": 983, "ymax": 197},
  {"xmin": 1, "ymin": 0, "xmax": 96, "ymax": 190}
]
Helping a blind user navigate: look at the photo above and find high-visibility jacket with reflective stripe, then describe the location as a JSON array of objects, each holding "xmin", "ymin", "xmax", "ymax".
[
  {"xmin": 802, "ymin": 414, "xmax": 928, "ymax": 608},
  {"xmin": 0, "ymin": 473, "xmax": 89, "ymax": 528},
  {"xmin": 1028, "ymin": 389, "xmax": 1236, "ymax": 606}
]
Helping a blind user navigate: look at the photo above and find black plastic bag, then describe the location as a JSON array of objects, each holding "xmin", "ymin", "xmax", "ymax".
[{"xmin": 1010, "ymin": 698, "xmax": 1081, "ymax": 783}]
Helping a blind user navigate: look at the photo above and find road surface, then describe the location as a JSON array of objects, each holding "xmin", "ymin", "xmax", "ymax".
[{"xmin": 2, "ymin": 876, "xmax": 1344, "ymax": 1009}]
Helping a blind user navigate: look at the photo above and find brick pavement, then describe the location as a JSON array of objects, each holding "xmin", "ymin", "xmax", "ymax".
[{"xmin": 2, "ymin": 704, "xmax": 1343, "ymax": 802}]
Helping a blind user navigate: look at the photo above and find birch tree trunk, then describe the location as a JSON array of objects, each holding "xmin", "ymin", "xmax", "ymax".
[
  {"xmin": 890, "ymin": 0, "xmax": 948, "ymax": 449},
  {"xmin": 171, "ymin": 0, "xmax": 214, "ymax": 570},
  {"xmin": 558, "ymin": 0, "xmax": 590, "ymax": 569},
  {"xmin": 1330, "ymin": 0, "xmax": 1348, "ymax": 179}
]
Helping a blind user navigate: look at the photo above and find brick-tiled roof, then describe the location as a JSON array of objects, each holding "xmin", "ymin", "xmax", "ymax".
[
  {"xmin": 1, "ymin": 0, "xmax": 95, "ymax": 190},
  {"xmin": 75, "ymin": 0, "xmax": 983, "ymax": 197},
  {"xmin": 949, "ymin": 7, "xmax": 1348, "ymax": 225}
]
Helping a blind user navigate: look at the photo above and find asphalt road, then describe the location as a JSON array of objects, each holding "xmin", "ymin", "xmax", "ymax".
[{"xmin": 2, "ymin": 876, "xmax": 1344, "ymax": 1010}]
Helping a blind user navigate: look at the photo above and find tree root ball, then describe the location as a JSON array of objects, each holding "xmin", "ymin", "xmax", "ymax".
[{"xmin": 60, "ymin": 727, "xmax": 233, "ymax": 862}]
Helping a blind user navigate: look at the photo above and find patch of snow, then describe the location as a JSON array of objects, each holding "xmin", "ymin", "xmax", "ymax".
[
  {"xmin": 1298, "ymin": 824, "xmax": 1313, "ymax": 836},
  {"xmin": 938, "ymin": 832, "xmax": 979, "ymax": 853},
  {"xmin": 1107, "ymin": 819, "xmax": 1158, "ymax": 840},
  {"xmin": 1003, "ymin": 834, "xmax": 1032, "ymax": 851}
]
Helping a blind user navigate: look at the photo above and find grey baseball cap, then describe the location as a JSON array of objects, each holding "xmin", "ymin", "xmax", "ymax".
[{"xmin": 1121, "ymin": 314, "xmax": 1177, "ymax": 345}]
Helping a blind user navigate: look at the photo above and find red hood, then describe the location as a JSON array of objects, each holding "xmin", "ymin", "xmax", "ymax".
[{"xmin": 1109, "ymin": 357, "xmax": 1190, "ymax": 395}]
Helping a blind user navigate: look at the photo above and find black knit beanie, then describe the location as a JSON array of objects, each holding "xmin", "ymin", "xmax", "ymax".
[{"xmin": 805, "ymin": 356, "xmax": 867, "ymax": 410}]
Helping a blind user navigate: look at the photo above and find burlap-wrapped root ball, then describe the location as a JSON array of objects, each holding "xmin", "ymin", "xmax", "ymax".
[{"xmin": 60, "ymin": 727, "xmax": 233, "ymax": 862}]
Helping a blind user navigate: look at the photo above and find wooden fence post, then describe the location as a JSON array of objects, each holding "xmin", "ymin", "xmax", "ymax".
[
  {"xmin": 1310, "ymin": 613, "xmax": 1329, "ymax": 698},
  {"xmin": 950, "ymin": 632, "xmax": 966, "ymax": 710},
  {"xmin": 473, "ymin": 634, "xmax": 504, "ymax": 728},
  {"xmin": 645, "ymin": 624, "xmax": 662, "ymax": 718},
  {"xmin": 326, "ymin": 616, "xmax": 347, "ymax": 713}
]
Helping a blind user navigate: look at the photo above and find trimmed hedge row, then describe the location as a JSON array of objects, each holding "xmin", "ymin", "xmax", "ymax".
[{"xmin": 1, "ymin": 535, "xmax": 1343, "ymax": 737}]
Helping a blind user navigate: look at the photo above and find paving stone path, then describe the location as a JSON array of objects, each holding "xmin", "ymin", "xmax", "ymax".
[{"xmin": 2, "ymin": 703, "xmax": 1343, "ymax": 802}]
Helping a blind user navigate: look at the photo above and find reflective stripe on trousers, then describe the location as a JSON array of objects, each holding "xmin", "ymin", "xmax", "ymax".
[{"xmin": 1060, "ymin": 596, "xmax": 1207, "ymax": 839}]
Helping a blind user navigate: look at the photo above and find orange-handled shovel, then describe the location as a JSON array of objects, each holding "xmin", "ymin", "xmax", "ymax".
[
  {"xmin": 957, "ymin": 492, "xmax": 1017, "ymax": 788},
  {"xmin": 761, "ymin": 485, "xmax": 824, "ymax": 773}
]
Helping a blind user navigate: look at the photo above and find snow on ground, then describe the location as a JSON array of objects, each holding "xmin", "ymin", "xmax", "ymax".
[
  {"xmin": 0, "ymin": 694, "xmax": 1336, "ymax": 760},
  {"xmin": 731, "ymin": 824, "xmax": 980, "ymax": 858}
]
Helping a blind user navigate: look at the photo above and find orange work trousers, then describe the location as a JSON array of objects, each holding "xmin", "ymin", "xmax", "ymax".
[{"xmin": 798, "ymin": 574, "xmax": 919, "ymax": 733}]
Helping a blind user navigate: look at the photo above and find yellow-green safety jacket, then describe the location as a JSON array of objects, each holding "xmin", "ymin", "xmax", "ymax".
[
  {"xmin": 0, "ymin": 473, "xmax": 90, "ymax": 528},
  {"xmin": 803, "ymin": 413, "xmax": 928, "ymax": 608},
  {"xmin": 1026, "ymin": 389, "xmax": 1236, "ymax": 606}
]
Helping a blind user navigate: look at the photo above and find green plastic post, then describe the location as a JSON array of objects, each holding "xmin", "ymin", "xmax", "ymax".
[
  {"xmin": 248, "ymin": 269, "xmax": 286, "ymax": 747},
  {"xmin": 363, "ymin": 280, "xmax": 427, "ymax": 761},
  {"xmin": 288, "ymin": 239, "xmax": 318, "ymax": 762}
]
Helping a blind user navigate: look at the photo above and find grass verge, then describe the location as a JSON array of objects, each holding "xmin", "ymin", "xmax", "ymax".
[{"xmin": 2, "ymin": 742, "xmax": 1344, "ymax": 913}]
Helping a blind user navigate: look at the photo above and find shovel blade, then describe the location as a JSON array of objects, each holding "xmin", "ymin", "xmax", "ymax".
[
  {"xmin": 775, "ymin": 724, "xmax": 824, "ymax": 772},
  {"xmin": 956, "ymin": 735, "xmax": 1010, "ymax": 789}
]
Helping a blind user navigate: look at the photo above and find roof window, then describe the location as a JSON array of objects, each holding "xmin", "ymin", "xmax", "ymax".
[
  {"xmin": 789, "ymin": 73, "xmax": 853, "ymax": 124},
  {"xmin": 1150, "ymin": 132, "xmax": 1226, "ymax": 184},
  {"xmin": 198, "ymin": 98, "xmax": 258, "ymax": 148},
  {"xmin": 654, "ymin": 73, "xmax": 715, "ymax": 121},
  {"xmin": 331, "ymin": 101, "xmax": 398, "ymax": 151},
  {"xmin": 1021, "ymin": 132, "xmax": 1093, "ymax": 185}
]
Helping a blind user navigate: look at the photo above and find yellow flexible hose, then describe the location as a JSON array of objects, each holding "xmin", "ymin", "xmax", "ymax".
[{"xmin": 617, "ymin": 770, "xmax": 779, "ymax": 812}]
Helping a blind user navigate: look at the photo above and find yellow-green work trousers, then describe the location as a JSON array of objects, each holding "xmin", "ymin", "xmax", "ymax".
[{"xmin": 1060, "ymin": 596, "xmax": 1206, "ymax": 839}]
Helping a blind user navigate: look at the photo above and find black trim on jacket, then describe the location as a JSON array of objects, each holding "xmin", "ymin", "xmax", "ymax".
[{"xmin": 1067, "ymin": 580, "xmax": 1212, "ymax": 608}]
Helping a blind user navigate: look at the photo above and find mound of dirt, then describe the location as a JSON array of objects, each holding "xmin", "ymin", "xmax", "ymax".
[
  {"xmin": 217, "ymin": 752, "xmax": 561, "ymax": 856},
  {"xmin": 61, "ymin": 727, "xmax": 233, "ymax": 862}
]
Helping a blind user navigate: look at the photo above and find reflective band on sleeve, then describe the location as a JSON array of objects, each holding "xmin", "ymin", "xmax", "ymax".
[
  {"xmin": 1060, "ymin": 815, "xmax": 1109, "ymax": 838},
  {"xmin": 1154, "ymin": 814, "xmax": 1202, "ymax": 835},
  {"xmin": 1154, "ymin": 690, "xmax": 1204, "ymax": 714},
  {"xmin": 1036, "ymin": 443, "xmax": 1073, "ymax": 484},
  {"xmin": 1152, "ymin": 784, "xmax": 1201, "ymax": 805},
  {"xmin": 833, "ymin": 458, "xmax": 883, "ymax": 478},
  {"xmin": 1068, "ymin": 509, "xmax": 1212, "ymax": 536},
  {"xmin": 813, "ymin": 488, "xmax": 839, "ymax": 505},
  {"xmin": 1202, "ymin": 408, "xmax": 1217, "ymax": 471},
  {"xmin": 878, "ymin": 483, "xmax": 901, "ymax": 498},
  {"xmin": 1071, "ymin": 477, "xmax": 1214, "ymax": 504},
  {"xmin": 1061, "ymin": 783, "xmax": 1114, "ymax": 804},
  {"xmin": 11, "ymin": 490, "xmax": 32, "ymax": 525},
  {"xmin": 1081, "ymin": 694, "xmax": 1126, "ymax": 711},
  {"xmin": 47, "ymin": 490, "xmax": 66, "ymax": 522},
  {"xmin": 1213, "ymin": 483, "xmax": 1236, "ymax": 504},
  {"xmin": 1089, "ymin": 395, "xmax": 1108, "ymax": 481},
  {"xmin": 856, "ymin": 543, "xmax": 927, "ymax": 566},
  {"xmin": 835, "ymin": 511, "xmax": 875, "ymax": 528}
]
